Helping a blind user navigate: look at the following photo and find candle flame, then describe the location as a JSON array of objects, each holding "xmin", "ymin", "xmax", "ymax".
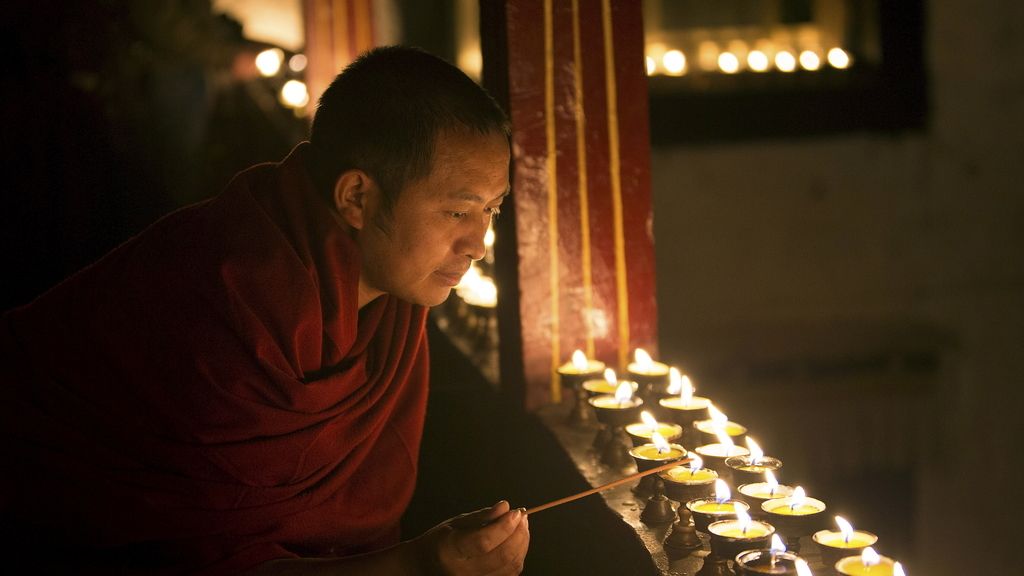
[
  {"xmin": 633, "ymin": 348, "xmax": 653, "ymax": 369},
  {"xmin": 861, "ymin": 547, "xmax": 880, "ymax": 567},
  {"xmin": 484, "ymin": 224, "xmax": 495, "ymax": 248},
  {"xmin": 707, "ymin": 403, "xmax": 728, "ymax": 426},
  {"xmin": 765, "ymin": 470, "xmax": 779, "ymax": 487},
  {"xmin": 795, "ymin": 558, "xmax": 812, "ymax": 576},
  {"xmin": 714, "ymin": 429, "xmax": 735, "ymax": 453},
  {"xmin": 792, "ymin": 486, "xmax": 806, "ymax": 501},
  {"xmin": 640, "ymin": 410, "xmax": 659, "ymax": 432},
  {"xmin": 651, "ymin": 431, "xmax": 670, "ymax": 453},
  {"xmin": 835, "ymin": 515, "xmax": 854, "ymax": 543},
  {"xmin": 746, "ymin": 436, "xmax": 764, "ymax": 464},
  {"xmin": 667, "ymin": 367, "xmax": 682, "ymax": 395},
  {"xmin": 770, "ymin": 534, "xmax": 786, "ymax": 554},
  {"xmin": 571, "ymin": 349, "xmax": 588, "ymax": 370},
  {"xmin": 893, "ymin": 561, "xmax": 906, "ymax": 576},
  {"xmin": 734, "ymin": 505, "xmax": 751, "ymax": 534},
  {"xmin": 689, "ymin": 454, "xmax": 704, "ymax": 472},
  {"xmin": 790, "ymin": 486, "xmax": 806, "ymax": 511},
  {"xmin": 603, "ymin": 368, "xmax": 617, "ymax": 386},
  {"xmin": 679, "ymin": 374, "xmax": 695, "ymax": 404},
  {"xmin": 714, "ymin": 479, "xmax": 731, "ymax": 503},
  {"xmin": 614, "ymin": 381, "xmax": 633, "ymax": 404}
]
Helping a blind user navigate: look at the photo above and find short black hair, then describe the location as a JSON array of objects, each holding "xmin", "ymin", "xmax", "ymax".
[{"xmin": 308, "ymin": 45, "xmax": 510, "ymax": 213}]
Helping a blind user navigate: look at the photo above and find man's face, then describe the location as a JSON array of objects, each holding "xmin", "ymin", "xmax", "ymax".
[{"xmin": 357, "ymin": 130, "xmax": 510, "ymax": 307}]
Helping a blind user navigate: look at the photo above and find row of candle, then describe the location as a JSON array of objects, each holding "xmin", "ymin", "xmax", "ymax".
[{"xmin": 557, "ymin": 348, "xmax": 908, "ymax": 575}]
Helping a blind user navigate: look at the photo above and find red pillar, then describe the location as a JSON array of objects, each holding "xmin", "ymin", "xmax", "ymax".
[
  {"xmin": 303, "ymin": 0, "xmax": 376, "ymax": 114},
  {"xmin": 482, "ymin": 0, "xmax": 658, "ymax": 410}
]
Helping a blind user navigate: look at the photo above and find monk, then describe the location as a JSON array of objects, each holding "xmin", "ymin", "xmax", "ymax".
[{"xmin": 1, "ymin": 46, "xmax": 528, "ymax": 575}]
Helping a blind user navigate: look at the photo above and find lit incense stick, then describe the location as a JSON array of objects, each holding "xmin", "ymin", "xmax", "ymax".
[{"xmin": 525, "ymin": 457, "xmax": 691, "ymax": 515}]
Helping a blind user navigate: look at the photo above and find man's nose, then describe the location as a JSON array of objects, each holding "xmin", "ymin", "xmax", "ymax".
[{"xmin": 459, "ymin": 218, "xmax": 489, "ymax": 261}]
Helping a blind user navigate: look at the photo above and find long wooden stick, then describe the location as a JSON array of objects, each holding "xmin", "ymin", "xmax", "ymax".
[{"xmin": 525, "ymin": 457, "xmax": 691, "ymax": 515}]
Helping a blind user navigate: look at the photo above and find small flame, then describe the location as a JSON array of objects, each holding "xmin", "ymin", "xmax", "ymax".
[
  {"xmin": 655, "ymin": 430, "xmax": 671, "ymax": 453},
  {"xmin": 603, "ymin": 368, "xmax": 617, "ymax": 386},
  {"xmin": 746, "ymin": 436, "xmax": 764, "ymax": 464},
  {"xmin": 689, "ymin": 455, "xmax": 704, "ymax": 473},
  {"xmin": 633, "ymin": 348, "xmax": 653, "ymax": 369},
  {"xmin": 770, "ymin": 534, "xmax": 786, "ymax": 554},
  {"xmin": 734, "ymin": 504, "xmax": 752, "ymax": 534},
  {"xmin": 714, "ymin": 479, "xmax": 731, "ymax": 503},
  {"xmin": 893, "ymin": 561, "xmax": 905, "ymax": 576},
  {"xmin": 790, "ymin": 483, "xmax": 806, "ymax": 502},
  {"xmin": 651, "ymin": 431, "xmax": 671, "ymax": 454},
  {"xmin": 765, "ymin": 470, "xmax": 779, "ymax": 496},
  {"xmin": 484, "ymin": 225, "xmax": 495, "ymax": 248},
  {"xmin": 667, "ymin": 367, "xmax": 682, "ymax": 395},
  {"xmin": 790, "ymin": 486, "xmax": 806, "ymax": 511},
  {"xmin": 571, "ymin": 349, "xmax": 589, "ymax": 370},
  {"xmin": 679, "ymin": 374, "xmax": 695, "ymax": 404},
  {"xmin": 715, "ymin": 429, "xmax": 735, "ymax": 453},
  {"xmin": 795, "ymin": 558, "xmax": 812, "ymax": 576},
  {"xmin": 614, "ymin": 381, "xmax": 633, "ymax": 404},
  {"xmin": 861, "ymin": 547, "xmax": 880, "ymax": 567},
  {"xmin": 640, "ymin": 410, "xmax": 659, "ymax": 432},
  {"xmin": 707, "ymin": 403, "xmax": 729, "ymax": 426},
  {"xmin": 835, "ymin": 516, "xmax": 854, "ymax": 543}
]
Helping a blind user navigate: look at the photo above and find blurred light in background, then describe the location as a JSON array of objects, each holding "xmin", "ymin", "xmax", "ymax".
[
  {"xmin": 280, "ymin": 79, "xmax": 309, "ymax": 109},
  {"xmin": 774, "ymin": 50, "xmax": 797, "ymax": 73},
  {"xmin": 827, "ymin": 47, "xmax": 851, "ymax": 69},
  {"xmin": 256, "ymin": 48, "xmax": 284, "ymax": 76}
]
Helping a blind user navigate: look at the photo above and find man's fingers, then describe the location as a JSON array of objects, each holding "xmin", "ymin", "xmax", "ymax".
[
  {"xmin": 450, "ymin": 507, "xmax": 524, "ymax": 556},
  {"xmin": 448, "ymin": 500, "xmax": 510, "ymax": 530},
  {"xmin": 487, "ymin": 512, "xmax": 532, "ymax": 569},
  {"xmin": 482, "ymin": 514, "xmax": 530, "ymax": 576}
]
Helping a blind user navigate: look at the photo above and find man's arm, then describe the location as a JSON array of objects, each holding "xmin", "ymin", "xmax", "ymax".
[{"xmin": 251, "ymin": 501, "xmax": 529, "ymax": 576}]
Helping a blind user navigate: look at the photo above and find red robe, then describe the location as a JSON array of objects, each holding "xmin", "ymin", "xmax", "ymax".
[{"xmin": 1, "ymin": 143, "xmax": 430, "ymax": 574}]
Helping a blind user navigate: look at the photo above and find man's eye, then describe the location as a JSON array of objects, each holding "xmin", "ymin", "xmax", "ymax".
[{"xmin": 449, "ymin": 211, "xmax": 468, "ymax": 220}]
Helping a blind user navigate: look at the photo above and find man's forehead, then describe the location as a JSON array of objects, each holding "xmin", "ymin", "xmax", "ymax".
[{"xmin": 446, "ymin": 187, "xmax": 511, "ymax": 204}]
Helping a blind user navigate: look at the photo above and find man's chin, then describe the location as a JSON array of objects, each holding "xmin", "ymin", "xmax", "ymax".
[{"xmin": 406, "ymin": 287, "xmax": 453, "ymax": 308}]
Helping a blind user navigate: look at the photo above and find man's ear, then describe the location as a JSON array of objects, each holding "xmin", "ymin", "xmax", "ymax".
[{"xmin": 333, "ymin": 170, "xmax": 374, "ymax": 230}]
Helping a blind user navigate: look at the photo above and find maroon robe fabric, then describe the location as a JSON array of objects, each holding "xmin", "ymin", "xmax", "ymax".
[{"xmin": 1, "ymin": 143, "xmax": 430, "ymax": 574}]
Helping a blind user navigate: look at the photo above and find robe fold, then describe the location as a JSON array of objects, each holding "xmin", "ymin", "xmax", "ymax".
[{"xmin": 1, "ymin": 143, "xmax": 430, "ymax": 574}]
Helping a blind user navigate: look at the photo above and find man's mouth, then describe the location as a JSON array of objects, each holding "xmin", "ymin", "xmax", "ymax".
[{"xmin": 434, "ymin": 269, "xmax": 468, "ymax": 286}]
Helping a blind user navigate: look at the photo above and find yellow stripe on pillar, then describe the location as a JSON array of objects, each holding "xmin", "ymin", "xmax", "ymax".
[
  {"xmin": 544, "ymin": 0, "xmax": 561, "ymax": 402},
  {"xmin": 601, "ymin": 0, "xmax": 631, "ymax": 370},
  {"xmin": 571, "ymin": 0, "xmax": 596, "ymax": 360}
]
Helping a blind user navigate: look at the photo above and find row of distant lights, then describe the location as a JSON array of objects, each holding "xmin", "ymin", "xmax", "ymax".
[
  {"xmin": 647, "ymin": 46, "xmax": 852, "ymax": 76},
  {"xmin": 255, "ymin": 48, "xmax": 310, "ymax": 109}
]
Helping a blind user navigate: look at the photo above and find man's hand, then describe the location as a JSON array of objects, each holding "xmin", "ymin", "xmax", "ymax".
[{"xmin": 417, "ymin": 500, "xmax": 530, "ymax": 576}]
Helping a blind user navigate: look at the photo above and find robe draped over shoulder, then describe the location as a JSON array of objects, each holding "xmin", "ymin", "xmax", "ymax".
[{"xmin": 1, "ymin": 143, "xmax": 430, "ymax": 574}]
